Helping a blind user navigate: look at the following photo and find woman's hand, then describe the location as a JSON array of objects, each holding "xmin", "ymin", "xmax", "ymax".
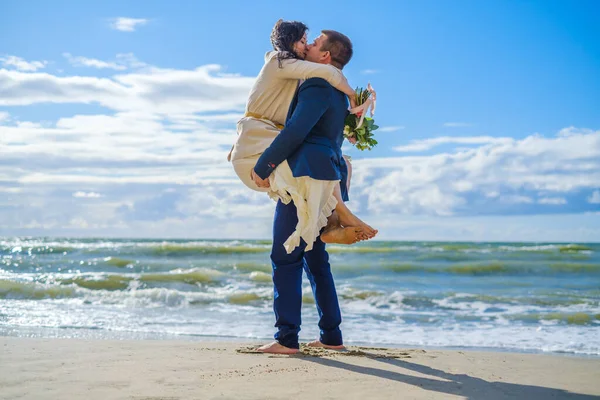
[
  {"xmin": 251, "ymin": 169, "xmax": 270, "ymax": 189},
  {"xmin": 340, "ymin": 76, "xmax": 357, "ymax": 109},
  {"xmin": 349, "ymin": 95, "xmax": 358, "ymax": 109}
]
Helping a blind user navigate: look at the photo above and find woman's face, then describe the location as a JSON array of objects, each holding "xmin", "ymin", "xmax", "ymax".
[{"xmin": 292, "ymin": 33, "xmax": 308, "ymax": 59}]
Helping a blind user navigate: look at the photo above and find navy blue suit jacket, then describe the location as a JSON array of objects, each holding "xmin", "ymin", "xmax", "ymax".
[{"xmin": 254, "ymin": 77, "xmax": 349, "ymax": 201}]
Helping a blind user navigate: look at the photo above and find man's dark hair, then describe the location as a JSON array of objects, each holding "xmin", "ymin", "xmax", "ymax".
[
  {"xmin": 270, "ymin": 19, "xmax": 308, "ymax": 68},
  {"xmin": 320, "ymin": 30, "xmax": 353, "ymax": 69}
]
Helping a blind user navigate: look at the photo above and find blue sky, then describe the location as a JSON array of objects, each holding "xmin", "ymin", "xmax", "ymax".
[{"xmin": 0, "ymin": 0, "xmax": 599, "ymax": 241}]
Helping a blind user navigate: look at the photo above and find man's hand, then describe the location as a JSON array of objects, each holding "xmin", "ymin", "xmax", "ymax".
[{"xmin": 251, "ymin": 169, "xmax": 270, "ymax": 189}]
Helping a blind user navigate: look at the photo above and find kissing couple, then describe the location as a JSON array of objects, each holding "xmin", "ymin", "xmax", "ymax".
[{"xmin": 229, "ymin": 19, "xmax": 377, "ymax": 353}]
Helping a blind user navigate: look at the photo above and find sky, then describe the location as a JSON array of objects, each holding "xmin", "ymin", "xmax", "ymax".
[{"xmin": 0, "ymin": 0, "xmax": 599, "ymax": 242}]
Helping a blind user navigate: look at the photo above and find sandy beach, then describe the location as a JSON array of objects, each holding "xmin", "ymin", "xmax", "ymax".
[{"xmin": 1, "ymin": 338, "xmax": 598, "ymax": 400}]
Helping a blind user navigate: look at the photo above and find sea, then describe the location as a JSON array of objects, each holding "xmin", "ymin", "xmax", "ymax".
[{"xmin": 1, "ymin": 237, "xmax": 598, "ymax": 356}]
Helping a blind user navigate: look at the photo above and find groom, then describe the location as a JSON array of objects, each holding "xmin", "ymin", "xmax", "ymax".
[{"xmin": 251, "ymin": 30, "xmax": 354, "ymax": 354}]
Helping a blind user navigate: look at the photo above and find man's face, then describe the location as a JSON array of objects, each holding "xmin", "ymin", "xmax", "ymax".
[{"xmin": 305, "ymin": 34, "xmax": 328, "ymax": 63}]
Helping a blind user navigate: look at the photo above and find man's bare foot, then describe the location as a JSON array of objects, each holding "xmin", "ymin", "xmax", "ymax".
[
  {"xmin": 337, "ymin": 211, "xmax": 378, "ymax": 239},
  {"xmin": 306, "ymin": 340, "xmax": 346, "ymax": 350},
  {"xmin": 257, "ymin": 341, "xmax": 299, "ymax": 354},
  {"xmin": 321, "ymin": 226, "xmax": 363, "ymax": 244}
]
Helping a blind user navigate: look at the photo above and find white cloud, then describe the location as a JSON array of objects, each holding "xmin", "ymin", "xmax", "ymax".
[
  {"xmin": 1, "ymin": 52, "xmax": 599, "ymax": 240},
  {"xmin": 73, "ymin": 191, "xmax": 102, "ymax": 198},
  {"xmin": 0, "ymin": 109, "xmax": 238, "ymax": 196},
  {"xmin": 538, "ymin": 197, "xmax": 567, "ymax": 205},
  {"xmin": 360, "ymin": 69, "xmax": 380, "ymax": 75},
  {"xmin": 10, "ymin": 122, "xmax": 594, "ymax": 221},
  {"xmin": 16, "ymin": 121, "xmax": 43, "ymax": 128},
  {"xmin": 0, "ymin": 63, "xmax": 254, "ymax": 114},
  {"xmin": 62, "ymin": 53, "xmax": 146, "ymax": 71},
  {"xmin": 353, "ymin": 128, "xmax": 600, "ymax": 216},
  {"xmin": 444, "ymin": 122, "xmax": 473, "ymax": 128},
  {"xmin": 500, "ymin": 195, "xmax": 534, "ymax": 204},
  {"xmin": 110, "ymin": 17, "xmax": 149, "ymax": 32},
  {"xmin": 588, "ymin": 190, "xmax": 600, "ymax": 204},
  {"xmin": 63, "ymin": 53, "xmax": 127, "ymax": 70},
  {"xmin": 2, "ymin": 125, "xmax": 599, "ymax": 239},
  {"xmin": 0, "ymin": 111, "xmax": 9, "ymax": 123},
  {"xmin": 393, "ymin": 136, "xmax": 510, "ymax": 152},
  {"xmin": 0, "ymin": 55, "xmax": 47, "ymax": 71},
  {"xmin": 379, "ymin": 126, "xmax": 405, "ymax": 132},
  {"xmin": 452, "ymin": 180, "xmax": 474, "ymax": 192},
  {"xmin": 115, "ymin": 53, "xmax": 147, "ymax": 68}
]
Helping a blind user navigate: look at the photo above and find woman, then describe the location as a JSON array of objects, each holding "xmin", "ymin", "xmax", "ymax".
[{"xmin": 228, "ymin": 19, "xmax": 376, "ymax": 252}]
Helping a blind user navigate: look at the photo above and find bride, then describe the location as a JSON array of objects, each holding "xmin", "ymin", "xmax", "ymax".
[{"xmin": 228, "ymin": 19, "xmax": 377, "ymax": 252}]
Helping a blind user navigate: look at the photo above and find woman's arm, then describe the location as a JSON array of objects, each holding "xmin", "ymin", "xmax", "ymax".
[{"xmin": 274, "ymin": 57, "xmax": 356, "ymax": 104}]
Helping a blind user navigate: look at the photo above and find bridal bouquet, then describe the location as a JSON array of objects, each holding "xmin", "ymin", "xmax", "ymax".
[{"xmin": 344, "ymin": 83, "xmax": 379, "ymax": 151}]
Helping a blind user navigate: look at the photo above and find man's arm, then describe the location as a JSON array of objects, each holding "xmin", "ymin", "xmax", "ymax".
[{"xmin": 253, "ymin": 78, "xmax": 332, "ymax": 180}]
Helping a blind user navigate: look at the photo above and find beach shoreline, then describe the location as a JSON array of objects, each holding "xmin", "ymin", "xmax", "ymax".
[
  {"xmin": 1, "ymin": 337, "xmax": 599, "ymax": 399},
  {"xmin": 1, "ymin": 326, "xmax": 599, "ymax": 359}
]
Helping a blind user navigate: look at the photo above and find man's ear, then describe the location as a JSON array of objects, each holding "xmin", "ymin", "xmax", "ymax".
[{"xmin": 322, "ymin": 50, "xmax": 331, "ymax": 63}]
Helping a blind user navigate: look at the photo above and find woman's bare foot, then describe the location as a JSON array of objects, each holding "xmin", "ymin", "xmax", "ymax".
[
  {"xmin": 331, "ymin": 182, "xmax": 376, "ymax": 238},
  {"xmin": 257, "ymin": 341, "xmax": 299, "ymax": 355},
  {"xmin": 306, "ymin": 340, "xmax": 346, "ymax": 350},
  {"xmin": 337, "ymin": 210, "xmax": 378, "ymax": 239},
  {"xmin": 321, "ymin": 226, "xmax": 364, "ymax": 245}
]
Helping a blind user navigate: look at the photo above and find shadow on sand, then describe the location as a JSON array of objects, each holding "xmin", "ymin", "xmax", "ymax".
[{"xmin": 300, "ymin": 354, "xmax": 597, "ymax": 399}]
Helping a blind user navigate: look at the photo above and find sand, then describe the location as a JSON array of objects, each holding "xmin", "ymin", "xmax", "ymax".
[{"xmin": 1, "ymin": 337, "xmax": 598, "ymax": 399}]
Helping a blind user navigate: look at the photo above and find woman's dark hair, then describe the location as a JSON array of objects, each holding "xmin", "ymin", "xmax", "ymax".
[{"xmin": 270, "ymin": 19, "xmax": 308, "ymax": 68}]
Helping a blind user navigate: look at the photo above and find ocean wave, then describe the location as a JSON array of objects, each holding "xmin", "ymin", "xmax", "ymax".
[
  {"xmin": 508, "ymin": 312, "xmax": 600, "ymax": 326},
  {"xmin": 498, "ymin": 244, "xmax": 595, "ymax": 253},
  {"xmin": 227, "ymin": 293, "xmax": 268, "ymax": 304},
  {"xmin": 443, "ymin": 261, "xmax": 599, "ymax": 275},
  {"xmin": 103, "ymin": 257, "xmax": 136, "ymax": 268},
  {"xmin": 340, "ymin": 290, "xmax": 386, "ymax": 301},
  {"xmin": 415, "ymin": 253, "xmax": 479, "ymax": 262},
  {"xmin": 148, "ymin": 244, "xmax": 270, "ymax": 256},
  {"xmin": 447, "ymin": 293, "xmax": 595, "ymax": 307},
  {"xmin": 248, "ymin": 271, "xmax": 271, "ymax": 283},
  {"xmin": 548, "ymin": 262, "xmax": 600, "ymax": 273},
  {"xmin": 139, "ymin": 268, "xmax": 225, "ymax": 284},
  {"xmin": 0, "ymin": 239, "xmax": 274, "ymax": 256},
  {"xmin": 232, "ymin": 262, "xmax": 272, "ymax": 273},
  {"xmin": 445, "ymin": 262, "xmax": 513, "ymax": 275},
  {"xmin": 2, "ymin": 239, "xmax": 596, "ymax": 259},
  {"xmin": 327, "ymin": 246, "xmax": 413, "ymax": 254},
  {"xmin": 1, "ymin": 245, "xmax": 78, "ymax": 255},
  {"xmin": 558, "ymin": 244, "xmax": 594, "ymax": 253},
  {"xmin": 358, "ymin": 261, "xmax": 600, "ymax": 276},
  {"xmin": 0, "ymin": 238, "xmax": 132, "ymax": 254},
  {"xmin": 0, "ymin": 277, "xmax": 273, "ymax": 307},
  {"xmin": 55, "ymin": 269, "xmax": 225, "ymax": 291},
  {"xmin": 339, "ymin": 290, "xmax": 438, "ymax": 310},
  {"xmin": 423, "ymin": 243, "xmax": 488, "ymax": 252},
  {"xmin": 0, "ymin": 267, "xmax": 229, "ymax": 299},
  {"xmin": 58, "ymin": 275, "xmax": 133, "ymax": 291},
  {"xmin": 0, "ymin": 279, "xmax": 76, "ymax": 299}
]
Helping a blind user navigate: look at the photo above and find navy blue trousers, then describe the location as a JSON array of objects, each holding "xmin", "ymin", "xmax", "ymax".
[{"xmin": 270, "ymin": 199, "xmax": 343, "ymax": 349}]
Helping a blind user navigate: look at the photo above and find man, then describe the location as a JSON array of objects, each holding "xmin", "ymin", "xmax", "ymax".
[{"xmin": 251, "ymin": 30, "xmax": 354, "ymax": 354}]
